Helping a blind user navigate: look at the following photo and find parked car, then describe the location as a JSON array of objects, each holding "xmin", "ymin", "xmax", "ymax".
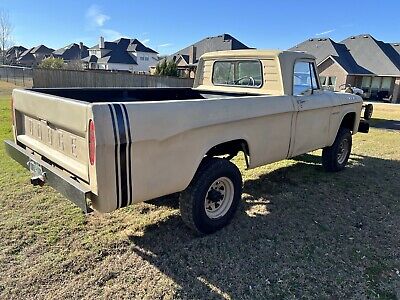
[
  {"xmin": 339, "ymin": 84, "xmax": 365, "ymax": 96},
  {"xmin": 5, "ymin": 50, "xmax": 369, "ymax": 234},
  {"xmin": 339, "ymin": 84, "xmax": 373, "ymax": 120}
]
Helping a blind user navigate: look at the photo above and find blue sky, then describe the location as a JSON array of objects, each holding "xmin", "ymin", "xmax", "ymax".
[{"xmin": 2, "ymin": 0, "xmax": 399, "ymax": 54}]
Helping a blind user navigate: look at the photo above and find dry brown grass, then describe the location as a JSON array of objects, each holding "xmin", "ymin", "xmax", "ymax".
[
  {"xmin": 0, "ymin": 81, "xmax": 26, "ymax": 97},
  {"xmin": 0, "ymin": 84, "xmax": 400, "ymax": 299}
]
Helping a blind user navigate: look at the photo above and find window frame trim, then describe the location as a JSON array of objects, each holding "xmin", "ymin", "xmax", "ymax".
[
  {"xmin": 211, "ymin": 59, "xmax": 264, "ymax": 89},
  {"xmin": 292, "ymin": 59, "xmax": 321, "ymax": 96},
  {"xmin": 309, "ymin": 61, "xmax": 320, "ymax": 91}
]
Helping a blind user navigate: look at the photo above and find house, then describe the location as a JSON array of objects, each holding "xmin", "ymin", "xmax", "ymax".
[
  {"xmin": 162, "ymin": 34, "xmax": 250, "ymax": 78},
  {"xmin": 5, "ymin": 46, "xmax": 27, "ymax": 65},
  {"xmin": 290, "ymin": 34, "xmax": 400, "ymax": 102},
  {"xmin": 391, "ymin": 43, "xmax": 400, "ymax": 55},
  {"xmin": 51, "ymin": 43, "xmax": 89, "ymax": 62},
  {"xmin": 83, "ymin": 37, "xmax": 158, "ymax": 73},
  {"xmin": 16, "ymin": 45, "xmax": 54, "ymax": 67}
]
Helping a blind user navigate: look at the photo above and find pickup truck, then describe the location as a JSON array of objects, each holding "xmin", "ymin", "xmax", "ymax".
[{"xmin": 5, "ymin": 50, "xmax": 369, "ymax": 234}]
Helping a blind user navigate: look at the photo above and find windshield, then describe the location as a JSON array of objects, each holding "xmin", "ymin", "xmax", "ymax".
[{"xmin": 212, "ymin": 60, "xmax": 263, "ymax": 88}]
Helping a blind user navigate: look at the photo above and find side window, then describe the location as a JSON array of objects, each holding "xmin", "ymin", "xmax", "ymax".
[{"xmin": 293, "ymin": 61, "xmax": 319, "ymax": 96}]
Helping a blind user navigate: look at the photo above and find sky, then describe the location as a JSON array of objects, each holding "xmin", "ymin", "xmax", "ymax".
[{"xmin": 1, "ymin": 0, "xmax": 400, "ymax": 55}]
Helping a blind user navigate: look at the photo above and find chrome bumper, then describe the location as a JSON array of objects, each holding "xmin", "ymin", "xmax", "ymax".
[{"xmin": 4, "ymin": 140, "xmax": 93, "ymax": 213}]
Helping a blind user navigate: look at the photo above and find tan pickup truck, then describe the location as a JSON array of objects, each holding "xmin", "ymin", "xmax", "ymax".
[{"xmin": 5, "ymin": 50, "xmax": 369, "ymax": 234}]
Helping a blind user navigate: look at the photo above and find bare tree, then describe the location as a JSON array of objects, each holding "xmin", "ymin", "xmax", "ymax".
[
  {"xmin": 65, "ymin": 59, "xmax": 84, "ymax": 70},
  {"xmin": 0, "ymin": 9, "xmax": 13, "ymax": 64}
]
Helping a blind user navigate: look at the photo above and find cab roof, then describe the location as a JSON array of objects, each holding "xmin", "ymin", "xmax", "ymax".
[{"xmin": 200, "ymin": 49, "xmax": 316, "ymax": 61}]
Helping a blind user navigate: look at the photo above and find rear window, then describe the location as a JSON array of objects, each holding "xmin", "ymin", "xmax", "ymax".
[{"xmin": 212, "ymin": 60, "xmax": 263, "ymax": 88}]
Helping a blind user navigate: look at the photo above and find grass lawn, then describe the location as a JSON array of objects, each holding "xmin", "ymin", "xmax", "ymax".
[{"xmin": 0, "ymin": 83, "xmax": 400, "ymax": 299}]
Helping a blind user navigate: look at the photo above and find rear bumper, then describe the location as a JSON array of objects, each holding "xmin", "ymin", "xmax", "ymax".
[{"xmin": 4, "ymin": 140, "xmax": 93, "ymax": 213}]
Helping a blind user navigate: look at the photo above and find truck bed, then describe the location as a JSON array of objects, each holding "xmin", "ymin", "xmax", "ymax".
[
  {"xmin": 27, "ymin": 87, "xmax": 258, "ymax": 103},
  {"xmin": 11, "ymin": 87, "xmax": 263, "ymax": 188}
]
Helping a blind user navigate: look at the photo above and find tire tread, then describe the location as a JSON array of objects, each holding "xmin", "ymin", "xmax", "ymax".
[
  {"xmin": 322, "ymin": 128, "xmax": 352, "ymax": 172},
  {"xmin": 179, "ymin": 158, "xmax": 242, "ymax": 234}
]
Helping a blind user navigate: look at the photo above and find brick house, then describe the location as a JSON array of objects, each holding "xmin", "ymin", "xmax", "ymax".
[{"xmin": 290, "ymin": 34, "xmax": 400, "ymax": 103}]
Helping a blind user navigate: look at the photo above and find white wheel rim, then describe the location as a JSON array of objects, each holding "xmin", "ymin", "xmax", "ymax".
[
  {"xmin": 204, "ymin": 177, "xmax": 234, "ymax": 219},
  {"xmin": 337, "ymin": 138, "xmax": 349, "ymax": 164}
]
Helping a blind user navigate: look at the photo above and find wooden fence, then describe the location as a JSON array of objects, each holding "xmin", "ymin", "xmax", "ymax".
[
  {"xmin": 32, "ymin": 69, "xmax": 194, "ymax": 88},
  {"xmin": 0, "ymin": 65, "xmax": 33, "ymax": 87}
]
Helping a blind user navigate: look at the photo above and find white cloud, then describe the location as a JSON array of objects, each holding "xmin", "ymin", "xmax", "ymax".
[
  {"xmin": 159, "ymin": 43, "xmax": 172, "ymax": 47},
  {"xmin": 315, "ymin": 29, "xmax": 335, "ymax": 36},
  {"xmin": 142, "ymin": 38, "xmax": 150, "ymax": 46},
  {"xmin": 86, "ymin": 5, "xmax": 110, "ymax": 27},
  {"xmin": 101, "ymin": 29, "xmax": 126, "ymax": 41}
]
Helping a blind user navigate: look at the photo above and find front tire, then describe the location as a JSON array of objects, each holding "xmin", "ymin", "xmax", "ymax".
[
  {"xmin": 322, "ymin": 128, "xmax": 352, "ymax": 172},
  {"xmin": 179, "ymin": 158, "xmax": 242, "ymax": 235}
]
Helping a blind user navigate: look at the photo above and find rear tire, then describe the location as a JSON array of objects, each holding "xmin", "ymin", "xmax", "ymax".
[
  {"xmin": 322, "ymin": 128, "xmax": 352, "ymax": 172},
  {"xmin": 179, "ymin": 158, "xmax": 242, "ymax": 235}
]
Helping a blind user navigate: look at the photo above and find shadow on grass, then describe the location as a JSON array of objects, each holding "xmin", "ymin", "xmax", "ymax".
[
  {"xmin": 128, "ymin": 154, "xmax": 400, "ymax": 299},
  {"xmin": 371, "ymin": 119, "xmax": 400, "ymax": 131}
]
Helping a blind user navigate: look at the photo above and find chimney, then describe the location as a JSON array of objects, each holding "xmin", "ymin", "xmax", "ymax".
[
  {"xmin": 189, "ymin": 45, "xmax": 196, "ymax": 64},
  {"xmin": 79, "ymin": 42, "xmax": 84, "ymax": 59},
  {"xmin": 99, "ymin": 36, "xmax": 105, "ymax": 49}
]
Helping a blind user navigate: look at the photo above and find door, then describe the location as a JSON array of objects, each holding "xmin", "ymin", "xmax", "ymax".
[{"xmin": 291, "ymin": 61, "xmax": 334, "ymax": 156}]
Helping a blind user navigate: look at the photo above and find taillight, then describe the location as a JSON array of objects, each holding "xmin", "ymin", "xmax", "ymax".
[{"xmin": 89, "ymin": 119, "xmax": 96, "ymax": 165}]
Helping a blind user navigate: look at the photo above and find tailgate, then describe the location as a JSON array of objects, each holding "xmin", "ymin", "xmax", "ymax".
[{"xmin": 12, "ymin": 89, "xmax": 90, "ymax": 182}]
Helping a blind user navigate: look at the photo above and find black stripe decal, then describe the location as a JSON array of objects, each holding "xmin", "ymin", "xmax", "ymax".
[
  {"xmin": 113, "ymin": 104, "xmax": 128, "ymax": 208},
  {"xmin": 108, "ymin": 104, "xmax": 120, "ymax": 208},
  {"xmin": 121, "ymin": 104, "xmax": 133, "ymax": 205}
]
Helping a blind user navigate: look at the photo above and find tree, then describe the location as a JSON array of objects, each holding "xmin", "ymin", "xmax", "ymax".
[
  {"xmin": 0, "ymin": 9, "xmax": 13, "ymax": 64},
  {"xmin": 154, "ymin": 60, "xmax": 178, "ymax": 77},
  {"xmin": 65, "ymin": 59, "xmax": 84, "ymax": 70},
  {"xmin": 39, "ymin": 57, "xmax": 65, "ymax": 69}
]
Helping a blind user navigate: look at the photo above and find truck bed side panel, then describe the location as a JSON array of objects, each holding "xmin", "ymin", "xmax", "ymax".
[{"xmin": 92, "ymin": 95, "xmax": 295, "ymax": 208}]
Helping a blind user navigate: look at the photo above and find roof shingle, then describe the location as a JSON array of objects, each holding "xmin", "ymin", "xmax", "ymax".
[
  {"xmin": 290, "ymin": 34, "xmax": 400, "ymax": 76},
  {"xmin": 167, "ymin": 33, "xmax": 250, "ymax": 65},
  {"xmin": 89, "ymin": 38, "xmax": 158, "ymax": 54},
  {"xmin": 290, "ymin": 38, "xmax": 371, "ymax": 75},
  {"xmin": 53, "ymin": 43, "xmax": 89, "ymax": 60},
  {"xmin": 341, "ymin": 34, "xmax": 400, "ymax": 76}
]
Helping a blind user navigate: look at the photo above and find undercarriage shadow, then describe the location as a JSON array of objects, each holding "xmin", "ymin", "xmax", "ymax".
[
  {"xmin": 128, "ymin": 154, "xmax": 400, "ymax": 299},
  {"xmin": 371, "ymin": 119, "xmax": 400, "ymax": 131}
]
